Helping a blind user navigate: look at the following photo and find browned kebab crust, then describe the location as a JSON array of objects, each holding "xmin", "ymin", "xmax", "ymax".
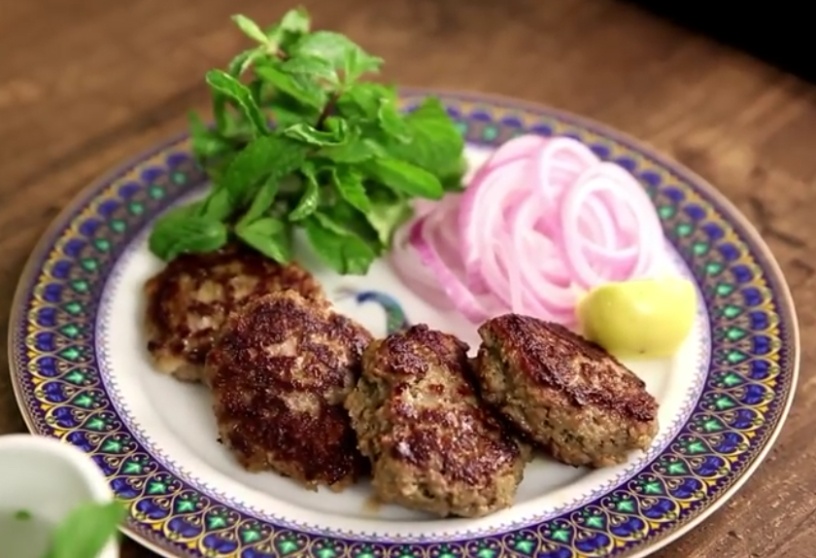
[
  {"xmin": 143, "ymin": 243, "xmax": 324, "ymax": 382},
  {"xmin": 206, "ymin": 290, "xmax": 372, "ymax": 491},
  {"xmin": 345, "ymin": 324, "xmax": 529, "ymax": 518},
  {"xmin": 474, "ymin": 314, "xmax": 659, "ymax": 468}
]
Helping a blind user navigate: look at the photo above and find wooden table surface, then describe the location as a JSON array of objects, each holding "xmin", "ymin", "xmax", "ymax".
[{"xmin": 1, "ymin": 0, "xmax": 813, "ymax": 556}]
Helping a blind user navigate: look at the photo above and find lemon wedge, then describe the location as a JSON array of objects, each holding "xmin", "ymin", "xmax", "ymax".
[{"xmin": 577, "ymin": 277, "xmax": 697, "ymax": 359}]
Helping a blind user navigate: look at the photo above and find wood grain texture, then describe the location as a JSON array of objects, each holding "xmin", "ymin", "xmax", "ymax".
[{"xmin": 0, "ymin": 0, "xmax": 812, "ymax": 556}]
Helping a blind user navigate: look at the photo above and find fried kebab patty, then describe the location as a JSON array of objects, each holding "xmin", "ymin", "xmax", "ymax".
[
  {"xmin": 345, "ymin": 324, "xmax": 528, "ymax": 518},
  {"xmin": 474, "ymin": 315, "xmax": 659, "ymax": 468},
  {"xmin": 144, "ymin": 243, "xmax": 324, "ymax": 382},
  {"xmin": 206, "ymin": 290, "xmax": 372, "ymax": 491}
]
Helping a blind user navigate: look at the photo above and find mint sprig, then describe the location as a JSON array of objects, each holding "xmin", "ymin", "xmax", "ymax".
[
  {"xmin": 42, "ymin": 501, "xmax": 125, "ymax": 558},
  {"xmin": 147, "ymin": 7, "xmax": 466, "ymax": 275}
]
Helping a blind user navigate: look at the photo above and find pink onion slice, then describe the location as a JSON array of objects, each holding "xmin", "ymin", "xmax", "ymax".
[
  {"xmin": 558, "ymin": 162, "xmax": 664, "ymax": 289},
  {"xmin": 536, "ymin": 137, "xmax": 600, "ymax": 210},
  {"xmin": 410, "ymin": 210, "xmax": 502, "ymax": 323},
  {"xmin": 459, "ymin": 157, "xmax": 535, "ymax": 287},
  {"xmin": 486, "ymin": 134, "xmax": 549, "ymax": 169},
  {"xmin": 389, "ymin": 221, "xmax": 455, "ymax": 310},
  {"xmin": 391, "ymin": 133, "xmax": 667, "ymax": 328}
]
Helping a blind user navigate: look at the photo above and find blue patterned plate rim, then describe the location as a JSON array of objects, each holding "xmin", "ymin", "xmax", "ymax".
[{"xmin": 7, "ymin": 88, "xmax": 800, "ymax": 558}]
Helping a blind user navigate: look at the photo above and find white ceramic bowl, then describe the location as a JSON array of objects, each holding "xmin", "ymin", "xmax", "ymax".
[{"xmin": 0, "ymin": 434, "xmax": 120, "ymax": 558}]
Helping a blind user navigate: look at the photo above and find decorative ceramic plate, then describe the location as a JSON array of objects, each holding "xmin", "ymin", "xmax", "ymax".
[{"xmin": 8, "ymin": 90, "xmax": 799, "ymax": 558}]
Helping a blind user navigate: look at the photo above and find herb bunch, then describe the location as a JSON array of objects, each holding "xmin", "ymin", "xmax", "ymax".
[{"xmin": 148, "ymin": 8, "xmax": 466, "ymax": 274}]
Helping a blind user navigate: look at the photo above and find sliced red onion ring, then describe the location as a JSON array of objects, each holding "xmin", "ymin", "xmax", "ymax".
[
  {"xmin": 390, "ymin": 134, "xmax": 666, "ymax": 327},
  {"xmin": 460, "ymin": 157, "xmax": 534, "ymax": 287},
  {"xmin": 486, "ymin": 134, "xmax": 548, "ymax": 168},
  {"xmin": 559, "ymin": 162, "xmax": 662, "ymax": 289},
  {"xmin": 536, "ymin": 137, "xmax": 600, "ymax": 212},
  {"xmin": 410, "ymin": 211, "xmax": 501, "ymax": 322}
]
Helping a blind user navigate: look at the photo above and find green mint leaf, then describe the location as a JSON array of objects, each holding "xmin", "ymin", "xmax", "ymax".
[
  {"xmin": 337, "ymin": 83, "xmax": 394, "ymax": 119},
  {"xmin": 304, "ymin": 216, "xmax": 376, "ymax": 275},
  {"xmin": 254, "ymin": 64, "xmax": 326, "ymax": 109},
  {"xmin": 268, "ymin": 94, "xmax": 321, "ymax": 127},
  {"xmin": 325, "ymin": 115, "xmax": 348, "ymax": 134},
  {"xmin": 227, "ymin": 47, "xmax": 265, "ymax": 76},
  {"xmin": 318, "ymin": 121, "xmax": 386, "ymax": 163},
  {"xmin": 212, "ymin": 93, "xmax": 229, "ymax": 132},
  {"xmin": 364, "ymin": 194, "xmax": 413, "ymax": 247},
  {"xmin": 240, "ymin": 174, "xmax": 280, "ymax": 224},
  {"xmin": 188, "ymin": 110, "xmax": 210, "ymax": 138},
  {"xmin": 377, "ymin": 99, "xmax": 408, "ymax": 140},
  {"xmin": 227, "ymin": 49, "xmax": 254, "ymax": 76},
  {"xmin": 332, "ymin": 166, "xmax": 371, "ymax": 212},
  {"xmin": 314, "ymin": 201, "xmax": 382, "ymax": 252},
  {"xmin": 362, "ymin": 158, "xmax": 444, "ymax": 199},
  {"xmin": 337, "ymin": 235, "xmax": 376, "ymax": 275},
  {"xmin": 201, "ymin": 186, "xmax": 237, "ymax": 221},
  {"xmin": 205, "ymin": 70, "xmax": 269, "ymax": 137},
  {"xmin": 319, "ymin": 137, "xmax": 377, "ymax": 163},
  {"xmin": 43, "ymin": 501, "xmax": 125, "ymax": 558},
  {"xmin": 188, "ymin": 112, "xmax": 233, "ymax": 162},
  {"xmin": 292, "ymin": 31, "xmax": 357, "ymax": 66},
  {"xmin": 149, "ymin": 208, "xmax": 229, "ymax": 261},
  {"xmin": 288, "ymin": 167, "xmax": 320, "ymax": 221},
  {"xmin": 280, "ymin": 56, "xmax": 337, "ymax": 84},
  {"xmin": 236, "ymin": 217, "xmax": 292, "ymax": 263},
  {"xmin": 312, "ymin": 211, "xmax": 353, "ymax": 237},
  {"xmin": 336, "ymin": 84, "xmax": 406, "ymax": 140},
  {"xmin": 343, "ymin": 45, "xmax": 384, "ymax": 83},
  {"xmin": 232, "ymin": 14, "xmax": 270, "ymax": 45},
  {"xmin": 383, "ymin": 96, "xmax": 465, "ymax": 181},
  {"xmin": 279, "ymin": 7, "xmax": 310, "ymax": 32},
  {"xmin": 293, "ymin": 31, "xmax": 381, "ymax": 79},
  {"xmin": 249, "ymin": 80, "xmax": 265, "ymax": 105},
  {"xmin": 219, "ymin": 139, "xmax": 278, "ymax": 202},
  {"xmin": 220, "ymin": 134, "xmax": 308, "ymax": 205},
  {"xmin": 211, "ymin": 99, "xmax": 255, "ymax": 144},
  {"xmin": 205, "ymin": 151, "xmax": 238, "ymax": 183},
  {"xmin": 282, "ymin": 120, "xmax": 349, "ymax": 146},
  {"xmin": 440, "ymin": 157, "xmax": 469, "ymax": 192},
  {"xmin": 304, "ymin": 217, "xmax": 345, "ymax": 273}
]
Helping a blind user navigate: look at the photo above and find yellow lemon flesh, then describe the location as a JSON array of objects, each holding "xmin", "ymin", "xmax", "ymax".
[{"xmin": 577, "ymin": 277, "xmax": 697, "ymax": 359}]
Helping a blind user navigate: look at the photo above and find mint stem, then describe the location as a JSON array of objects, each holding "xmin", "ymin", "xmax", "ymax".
[{"xmin": 315, "ymin": 93, "xmax": 338, "ymax": 130}]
